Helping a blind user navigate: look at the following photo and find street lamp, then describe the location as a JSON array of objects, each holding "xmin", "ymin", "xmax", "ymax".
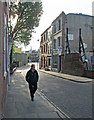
[{"xmin": 37, "ymin": 39, "xmax": 41, "ymax": 70}]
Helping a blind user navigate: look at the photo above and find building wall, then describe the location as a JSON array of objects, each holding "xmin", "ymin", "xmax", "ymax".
[
  {"xmin": 41, "ymin": 27, "xmax": 50, "ymax": 69},
  {"xmin": 41, "ymin": 12, "xmax": 94, "ymax": 74},
  {"xmin": 92, "ymin": 1, "xmax": 94, "ymax": 65},
  {"xmin": 51, "ymin": 13, "xmax": 94, "ymax": 73},
  {"xmin": 47, "ymin": 26, "xmax": 52, "ymax": 69},
  {"xmin": 52, "ymin": 12, "xmax": 66, "ymax": 72},
  {"xmin": 66, "ymin": 14, "xmax": 92, "ymax": 53},
  {"xmin": 92, "ymin": 1, "xmax": 94, "ymax": 16},
  {"xmin": 62, "ymin": 53, "xmax": 84, "ymax": 76},
  {"xmin": 52, "ymin": 13, "xmax": 62, "ymax": 70},
  {"xmin": 13, "ymin": 53, "xmax": 28, "ymax": 66},
  {"xmin": 92, "ymin": 14, "xmax": 94, "ymax": 70},
  {"xmin": 0, "ymin": 2, "xmax": 9, "ymax": 117},
  {"xmin": 66, "ymin": 14, "xmax": 93, "ymax": 70},
  {"xmin": 0, "ymin": 2, "xmax": 2, "ymax": 119}
]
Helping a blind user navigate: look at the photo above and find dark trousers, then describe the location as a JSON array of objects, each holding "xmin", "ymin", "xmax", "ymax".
[{"xmin": 29, "ymin": 83, "xmax": 37, "ymax": 98}]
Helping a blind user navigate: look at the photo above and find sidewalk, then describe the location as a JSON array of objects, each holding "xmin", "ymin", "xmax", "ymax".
[
  {"xmin": 4, "ymin": 69, "xmax": 65, "ymax": 119},
  {"xmin": 39, "ymin": 69, "xmax": 92, "ymax": 83}
]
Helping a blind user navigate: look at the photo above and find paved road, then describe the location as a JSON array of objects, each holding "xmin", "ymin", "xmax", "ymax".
[
  {"xmin": 21, "ymin": 63, "xmax": 92, "ymax": 118},
  {"xmin": 38, "ymin": 71, "xmax": 92, "ymax": 118}
]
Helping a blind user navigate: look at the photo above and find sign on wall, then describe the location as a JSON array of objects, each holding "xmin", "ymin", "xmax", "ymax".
[
  {"xmin": 68, "ymin": 34, "xmax": 74, "ymax": 40},
  {"xmin": 58, "ymin": 46, "xmax": 62, "ymax": 52},
  {"xmin": 83, "ymin": 43, "xmax": 87, "ymax": 49}
]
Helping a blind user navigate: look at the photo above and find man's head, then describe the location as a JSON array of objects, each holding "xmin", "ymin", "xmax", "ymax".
[{"xmin": 31, "ymin": 64, "xmax": 35, "ymax": 70}]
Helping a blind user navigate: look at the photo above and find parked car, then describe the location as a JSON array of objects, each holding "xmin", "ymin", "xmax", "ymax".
[{"xmin": 45, "ymin": 66, "xmax": 50, "ymax": 71}]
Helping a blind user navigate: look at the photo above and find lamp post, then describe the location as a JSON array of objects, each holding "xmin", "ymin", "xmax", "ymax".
[{"xmin": 37, "ymin": 39, "xmax": 41, "ymax": 70}]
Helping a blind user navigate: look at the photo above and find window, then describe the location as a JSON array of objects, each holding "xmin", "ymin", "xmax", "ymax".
[
  {"xmin": 44, "ymin": 34, "xmax": 45, "ymax": 41},
  {"xmin": 58, "ymin": 37, "xmax": 60, "ymax": 46},
  {"xmin": 43, "ymin": 46, "xmax": 44, "ymax": 53},
  {"xmin": 53, "ymin": 39, "xmax": 56, "ymax": 49},
  {"xmin": 50, "ymin": 44, "xmax": 52, "ymax": 54},
  {"xmin": 41, "ymin": 36, "xmax": 43, "ymax": 43},
  {"xmin": 46, "ymin": 43, "xmax": 47, "ymax": 52},
  {"xmin": 46, "ymin": 32, "xmax": 48, "ymax": 40},
  {"xmin": 53, "ymin": 55, "xmax": 58, "ymax": 68},
  {"xmin": 58, "ymin": 19, "xmax": 61, "ymax": 30},
  {"xmin": 44, "ymin": 45, "xmax": 45, "ymax": 53},
  {"xmin": 48, "ymin": 59, "xmax": 50, "ymax": 66},
  {"xmin": 53, "ymin": 25, "xmax": 56, "ymax": 33},
  {"xmin": 44, "ymin": 57, "xmax": 45, "ymax": 68},
  {"xmin": 48, "ymin": 46, "xmax": 49, "ymax": 54},
  {"xmin": 41, "ymin": 46, "xmax": 43, "ymax": 54}
]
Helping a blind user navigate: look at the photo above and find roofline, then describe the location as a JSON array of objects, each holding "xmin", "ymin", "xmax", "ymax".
[
  {"xmin": 41, "ymin": 12, "xmax": 94, "ymax": 37},
  {"xmin": 52, "ymin": 11, "xmax": 65, "ymax": 24},
  {"xmin": 41, "ymin": 26, "xmax": 51, "ymax": 36},
  {"xmin": 67, "ymin": 13, "xmax": 94, "ymax": 17}
]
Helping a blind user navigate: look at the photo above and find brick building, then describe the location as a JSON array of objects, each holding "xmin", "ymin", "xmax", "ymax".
[
  {"xmin": 41, "ymin": 27, "xmax": 50, "ymax": 69},
  {"xmin": 51, "ymin": 12, "xmax": 94, "ymax": 74},
  {"xmin": 47, "ymin": 26, "xmax": 52, "ymax": 70},
  {"xmin": 41, "ymin": 12, "xmax": 94, "ymax": 76},
  {"xmin": 0, "ymin": 1, "xmax": 9, "ymax": 118},
  {"xmin": 65, "ymin": 13, "xmax": 93, "ymax": 71}
]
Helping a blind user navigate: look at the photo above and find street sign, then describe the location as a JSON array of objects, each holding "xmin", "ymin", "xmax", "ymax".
[
  {"xmin": 58, "ymin": 46, "xmax": 62, "ymax": 52},
  {"xmin": 44, "ymin": 54, "xmax": 47, "ymax": 57}
]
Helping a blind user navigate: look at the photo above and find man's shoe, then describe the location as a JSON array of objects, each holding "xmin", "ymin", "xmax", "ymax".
[{"xmin": 31, "ymin": 97, "xmax": 34, "ymax": 101}]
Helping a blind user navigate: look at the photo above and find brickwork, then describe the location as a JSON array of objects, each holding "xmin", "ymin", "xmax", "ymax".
[
  {"xmin": 0, "ymin": 2, "xmax": 9, "ymax": 118},
  {"xmin": 62, "ymin": 53, "xmax": 84, "ymax": 76},
  {"xmin": 41, "ymin": 27, "xmax": 50, "ymax": 69},
  {"xmin": 84, "ymin": 70, "xmax": 94, "ymax": 78}
]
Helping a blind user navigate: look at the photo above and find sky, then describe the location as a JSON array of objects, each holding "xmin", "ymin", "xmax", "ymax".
[{"xmin": 22, "ymin": 0, "xmax": 94, "ymax": 51}]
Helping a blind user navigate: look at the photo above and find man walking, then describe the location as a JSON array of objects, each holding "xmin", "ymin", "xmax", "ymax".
[{"xmin": 26, "ymin": 64, "xmax": 39, "ymax": 101}]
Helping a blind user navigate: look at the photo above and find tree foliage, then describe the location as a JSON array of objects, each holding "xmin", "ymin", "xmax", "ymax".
[{"xmin": 9, "ymin": 1, "xmax": 43, "ymax": 46}]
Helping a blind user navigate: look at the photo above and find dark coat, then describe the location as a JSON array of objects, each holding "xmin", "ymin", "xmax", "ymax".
[{"xmin": 26, "ymin": 69, "xmax": 39, "ymax": 84}]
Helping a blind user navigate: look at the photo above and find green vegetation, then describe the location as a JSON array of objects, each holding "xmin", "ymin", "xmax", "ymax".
[{"xmin": 9, "ymin": 1, "xmax": 43, "ymax": 46}]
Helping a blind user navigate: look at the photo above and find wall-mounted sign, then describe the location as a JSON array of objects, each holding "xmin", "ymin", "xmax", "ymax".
[
  {"xmin": 68, "ymin": 34, "xmax": 74, "ymax": 40},
  {"xmin": 83, "ymin": 43, "xmax": 87, "ymax": 49},
  {"xmin": 58, "ymin": 46, "xmax": 62, "ymax": 52},
  {"xmin": 44, "ymin": 54, "xmax": 47, "ymax": 57}
]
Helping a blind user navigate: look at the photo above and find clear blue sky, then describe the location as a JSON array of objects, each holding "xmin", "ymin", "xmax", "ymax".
[{"xmin": 22, "ymin": 0, "xmax": 93, "ymax": 51}]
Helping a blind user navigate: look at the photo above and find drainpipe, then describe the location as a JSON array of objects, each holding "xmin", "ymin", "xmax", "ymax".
[
  {"xmin": 58, "ymin": 54, "xmax": 59, "ymax": 72},
  {"xmin": 61, "ymin": 12, "xmax": 66, "ymax": 72}
]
